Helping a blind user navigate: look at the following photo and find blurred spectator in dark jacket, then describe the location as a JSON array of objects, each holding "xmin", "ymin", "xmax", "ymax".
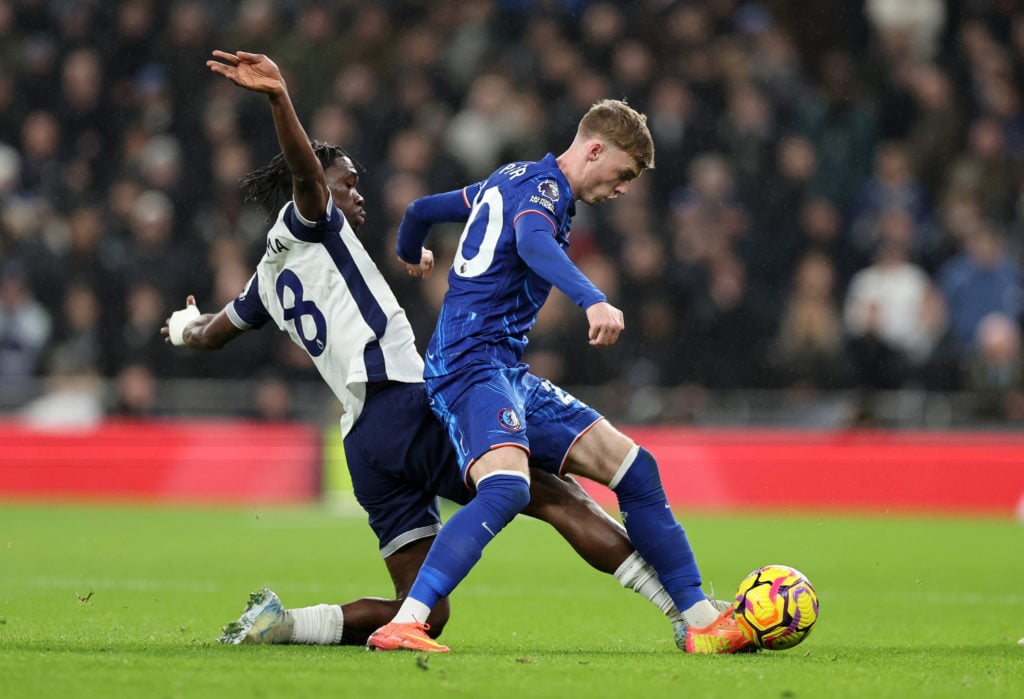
[
  {"xmin": 795, "ymin": 50, "xmax": 876, "ymax": 213},
  {"xmin": 946, "ymin": 117, "xmax": 1020, "ymax": 223},
  {"xmin": 772, "ymin": 250, "xmax": 849, "ymax": 390},
  {"xmin": 0, "ymin": 262, "xmax": 51, "ymax": 384},
  {"xmin": 850, "ymin": 141, "xmax": 939, "ymax": 263},
  {"xmin": 45, "ymin": 281, "xmax": 106, "ymax": 377},
  {"xmin": 690, "ymin": 253, "xmax": 775, "ymax": 389},
  {"xmin": 965, "ymin": 312, "xmax": 1024, "ymax": 421}
]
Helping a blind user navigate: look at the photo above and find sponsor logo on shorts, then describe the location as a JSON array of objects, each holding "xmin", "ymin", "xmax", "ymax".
[{"xmin": 497, "ymin": 408, "xmax": 523, "ymax": 431}]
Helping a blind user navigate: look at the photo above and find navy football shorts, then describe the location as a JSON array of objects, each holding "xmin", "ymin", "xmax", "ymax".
[{"xmin": 343, "ymin": 382, "xmax": 470, "ymax": 558}]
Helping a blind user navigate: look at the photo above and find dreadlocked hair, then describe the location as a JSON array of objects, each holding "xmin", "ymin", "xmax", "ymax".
[{"xmin": 240, "ymin": 141, "xmax": 351, "ymax": 221}]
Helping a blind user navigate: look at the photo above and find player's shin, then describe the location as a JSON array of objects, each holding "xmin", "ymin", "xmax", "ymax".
[
  {"xmin": 609, "ymin": 446, "xmax": 720, "ymax": 629},
  {"xmin": 393, "ymin": 471, "xmax": 531, "ymax": 623},
  {"xmin": 614, "ymin": 551, "xmax": 684, "ymax": 624}
]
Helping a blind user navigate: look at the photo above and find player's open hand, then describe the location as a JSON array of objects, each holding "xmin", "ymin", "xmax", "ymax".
[
  {"xmin": 402, "ymin": 247, "xmax": 435, "ymax": 280},
  {"xmin": 585, "ymin": 301, "xmax": 624, "ymax": 347},
  {"xmin": 207, "ymin": 50, "xmax": 284, "ymax": 95}
]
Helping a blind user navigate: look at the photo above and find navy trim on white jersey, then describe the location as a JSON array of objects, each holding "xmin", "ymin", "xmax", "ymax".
[{"xmin": 321, "ymin": 231, "xmax": 389, "ymax": 382}]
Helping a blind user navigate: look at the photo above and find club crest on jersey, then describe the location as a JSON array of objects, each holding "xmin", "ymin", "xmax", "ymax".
[
  {"xmin": 497, "ymin": 408, "xmax": 523, "ymax": 431},
  {"xmin": 538, "ymin": 179, "xmax": 560, "ymax": 202}
]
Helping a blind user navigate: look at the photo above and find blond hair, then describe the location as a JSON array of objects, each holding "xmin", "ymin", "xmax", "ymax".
[{"xmin": 577, "ymin": 99, "xmax": 655, "ymax": 171}]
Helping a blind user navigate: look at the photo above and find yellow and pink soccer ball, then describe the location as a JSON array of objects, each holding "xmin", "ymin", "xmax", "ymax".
[{"xmin": 733, "ymin": 564, "xmax": 819, "ymax": 650}]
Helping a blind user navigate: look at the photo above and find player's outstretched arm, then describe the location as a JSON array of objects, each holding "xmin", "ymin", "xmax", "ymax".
[
  {"xmin": 395, "ymin": 186, "xmax": 481, "ymax": 279},
  {"xmin": 161, "ymin": 295, "xmax": 245, "ymax": 350},
  {"xmin": 206, "ymin": 50, "xmax": 328, "ymax": 222}
]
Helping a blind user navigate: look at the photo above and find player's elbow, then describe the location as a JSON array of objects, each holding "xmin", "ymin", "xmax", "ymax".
[{"xmin": 404, "ymin": 196, "xmax": 427, "ymax": 223}]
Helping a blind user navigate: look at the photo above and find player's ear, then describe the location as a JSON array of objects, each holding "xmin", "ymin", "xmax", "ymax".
[{"xmin": 587, "ymin": 140, "xmax": 604, "ymax": 161}]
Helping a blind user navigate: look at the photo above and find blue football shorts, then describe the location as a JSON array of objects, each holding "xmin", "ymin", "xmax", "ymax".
[
  {"xmin": 343, "ymin": 382, "xmax": 470, "ymax": 558},
  {"xmin": 425, "ymin": 362, "xmax": 604, "ymax": 480}
]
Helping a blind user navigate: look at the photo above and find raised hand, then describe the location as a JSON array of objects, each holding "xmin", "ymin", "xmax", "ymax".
[{"xmin": 206, "ymin": 50, "xmax": 284, "ymax": 95}]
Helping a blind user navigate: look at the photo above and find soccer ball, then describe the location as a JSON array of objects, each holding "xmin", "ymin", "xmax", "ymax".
[{"xmin": 733, "ymin": 564, "xmax": 819, "ymax": 650}]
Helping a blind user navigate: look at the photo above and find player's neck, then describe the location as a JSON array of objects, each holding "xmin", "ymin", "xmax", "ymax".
[{"xmin": 555, "ymin": 149, "xmax": 583, "ymax": 200}]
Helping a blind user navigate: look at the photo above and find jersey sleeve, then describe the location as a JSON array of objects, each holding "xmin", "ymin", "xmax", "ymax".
[
  {"xmin": 395, "ymin": 184, "xmax": 483, "ymax": 263},
  {"xmin": 227, "ymin": 273, "xmax": 271, "ymax": 329},
  {"xmin": 514, "ymin": 213, "xmax": 606, "ymax": 309}
]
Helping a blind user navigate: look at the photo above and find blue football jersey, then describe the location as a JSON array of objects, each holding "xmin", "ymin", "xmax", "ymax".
[{"xmin": 425, "ymin": 154, "xmax": 576, "ymax": 377}]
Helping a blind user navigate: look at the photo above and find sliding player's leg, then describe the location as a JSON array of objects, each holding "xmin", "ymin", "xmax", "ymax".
[
  {"xmin": 564, "ymin": 419, "xmax": 750, "ymax": 653},
  {"xmin": 217, "ymin": 537, "xmax": 448, "ymax": 646},
  {"xmin": 522, "ymin": 469, "xmax": 690, "ymax": 628},
  {"xmin": 519, "ymin": 374, "xmax": 749, "ymax": 654},
  {"xmin": 368, "ymin": 370, "xmax": 533, "ymax": 652}
]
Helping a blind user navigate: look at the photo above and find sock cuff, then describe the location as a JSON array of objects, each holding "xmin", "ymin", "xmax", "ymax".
[
  {"xmin": 290, "ymin": 604, "xmax": 344, "ymax": 645},
  {"xmin": 608, "ymin": 443, "xmax": 641, "ymax": 490},
  {"xmin": 476, "ymin": 469, "xmax": 531, "ymax": 486},
  {"xmin": 327, "ymin": 604, "xmax": 344, "ymax": 645}
]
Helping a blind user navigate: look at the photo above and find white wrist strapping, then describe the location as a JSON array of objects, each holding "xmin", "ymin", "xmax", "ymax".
[{"xmin": 168, "ymin": 305, "xmax": 200, "ymax": 346}]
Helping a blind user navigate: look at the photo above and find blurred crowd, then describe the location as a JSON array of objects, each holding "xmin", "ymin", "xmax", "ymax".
[{"xmin": 1, "ymin": 0, "xmax": 1023, "ymax": 422}]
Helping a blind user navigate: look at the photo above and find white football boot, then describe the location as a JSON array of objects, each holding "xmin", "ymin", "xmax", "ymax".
[{"xmin": 218, "ymin": 587, "xmax": 293, "ymax": 644}]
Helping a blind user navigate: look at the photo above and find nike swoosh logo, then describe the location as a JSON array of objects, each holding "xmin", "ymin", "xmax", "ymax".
[{"xmin": 482, "ymin": 521, "xmax": 495, "ymax": 536}]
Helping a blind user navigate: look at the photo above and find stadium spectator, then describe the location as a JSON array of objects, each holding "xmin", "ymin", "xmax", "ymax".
[
  {"xmin": 865, "ymin": 0, "xmax": 945, "ymax": 62},
  {"xmin": 45, "ymin": 281, "xmax": 105, "ymax": 377},
  {"xmin": 108, "ymin": 361, "xmax": 160, "ymax": 418},
  {"xmin": 0, "ymin": 262, "xmax": 51, "ymax": 384},
  {"xmin": 689, "ymin": 252, "xmax": 775, "ymax": 389},
  {"xmin": 843, "ymin": 229, "xmax": 937, "ymax": 389},
  {"xmin": 965, "ymin": 312, "xmax": 1024, "ymax": 421},
  {"xmin": 771, "ymin": 250, "xmax": 850, "ymax": 390},
  {"xmin": 904, "ymin": 63, "xmax": 965, "ymax": 200},
  {"xmin": 849, "ymin": 141, "xmax": 938, "ymax": 264},
  {"xmin": 794, "ymin": 49, "xmax": 877, "ymax": 214},
  {"xmin": 937, "ymin": 219, "xmax": 1023, "ymax": 351}
]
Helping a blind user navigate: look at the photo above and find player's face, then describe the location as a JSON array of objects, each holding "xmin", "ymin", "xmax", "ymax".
[
  {"xmin": 579, "ymin": 144, "xmax": 641, "ymax": 206},
  {"xmin": 327, "ymin": 156, "xmax": 366, "ymax": 230}
]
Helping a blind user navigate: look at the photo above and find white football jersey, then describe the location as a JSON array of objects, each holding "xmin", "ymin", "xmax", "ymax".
[{"xmin": 227, "ymin": 199, "xmax": 424, "ymax": 436}]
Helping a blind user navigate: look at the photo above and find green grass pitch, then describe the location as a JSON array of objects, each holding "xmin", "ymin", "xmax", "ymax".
[{"xmin": 0, "ymin": 501, "xmax": 1021, "ymax": 698}]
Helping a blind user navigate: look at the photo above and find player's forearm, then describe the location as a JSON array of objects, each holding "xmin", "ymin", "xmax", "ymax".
[
  {"xmin": 396, "ymin": 188, "xmax": 477, "ymax": 263},
  {"xmin": 183, "ymin": 313, "xmax": 245, "ymax": 351},
  {"xmin": 516, "ymin": 217, "xmax": 606, "ymax": 308},
  {"xmin": 267, "ymin": 89, "xmax": 325, "ymax": 199}
]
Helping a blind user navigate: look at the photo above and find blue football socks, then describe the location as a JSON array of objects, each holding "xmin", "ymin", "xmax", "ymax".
[
  {"xmin": 611, "ymin": 446, "xmax": 707, "ymax": 611},
  {"xmin": 408, "ymin": 471, "xmax": 531, "ymax": 610}
]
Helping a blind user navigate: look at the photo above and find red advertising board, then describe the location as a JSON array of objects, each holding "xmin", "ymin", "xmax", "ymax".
[
  {"xmin": 578, "ymin": 428, "xmax": 1024, "ymax": 517},
  {"xmin": 0, "ymin": 420, "xmax": 321, "ymax": 503},
  {"xmin": 2, "ymin": 422, "xmax": 1023, "ymax": 515}
]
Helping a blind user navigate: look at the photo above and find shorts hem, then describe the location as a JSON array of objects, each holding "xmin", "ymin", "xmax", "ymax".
[{"xmin": 380, "ymin": 523, "xmax": 441, "ymax": 559}]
